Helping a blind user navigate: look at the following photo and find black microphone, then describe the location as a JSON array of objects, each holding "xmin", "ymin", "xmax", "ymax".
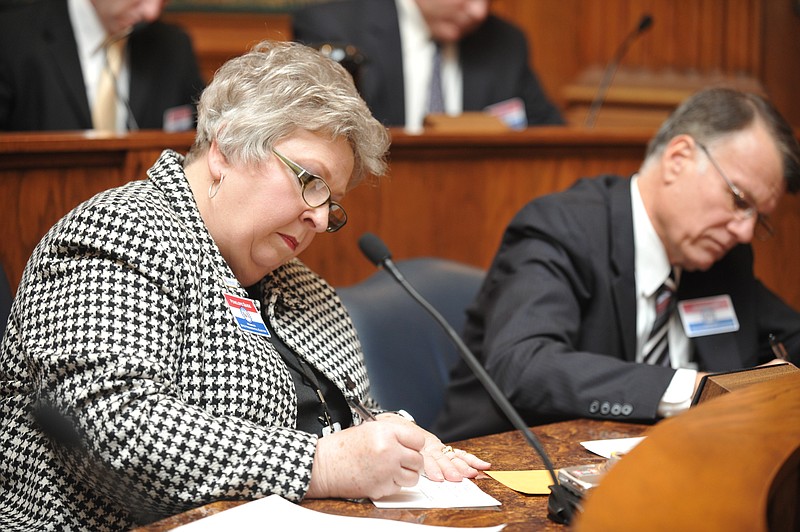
[
  {"xmin": 357, "ymin": 233, "xmax": 575, "ymax": 524},
  {"xmin": 584, "ymin": 14, "xmax": 653, "ymax": 128}
]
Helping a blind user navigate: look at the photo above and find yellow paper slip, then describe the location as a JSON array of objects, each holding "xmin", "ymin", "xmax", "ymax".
[{"xmin": 485, "ymin": 470, "xmax": 556, "ymax": 495}]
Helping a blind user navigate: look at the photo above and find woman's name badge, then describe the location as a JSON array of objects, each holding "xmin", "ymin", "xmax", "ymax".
[
  {"xmin": 224, "ymin": 293, "xmax": 271, "ymax": 337},
  {"xmin": 678, "ymin": 295, "xmax": 739, "ymax": 338}
]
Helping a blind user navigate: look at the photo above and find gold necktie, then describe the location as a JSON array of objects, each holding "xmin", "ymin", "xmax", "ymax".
[{"xmin": 92, "ymin": 37, "xmax": 127, "ymax": 132}]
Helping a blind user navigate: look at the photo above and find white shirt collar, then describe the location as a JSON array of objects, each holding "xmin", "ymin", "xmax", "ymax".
[
  {"xmin": 68, "ymin": 0, "xmax": 107, "ymax": 118},
  {"xmin": 68, "ymin": 0, "xmax": 106, "ymax": 55},
  {"xmin": 396, "ymin": 0, "xmax": 431, "ymax": 41},
  {"xmin": 631, "ymin": 175, "xmax": 674, "ymax": 298}
]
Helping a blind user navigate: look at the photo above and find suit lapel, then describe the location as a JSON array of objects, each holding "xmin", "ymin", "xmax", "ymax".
[
  {"xmin": 607, "ymin": 177, "xmax": 638, "ymax": 362},
  {"xmin": 127, "ymin": 33, "xmax": 148, "ymax": 126},
  {"xmin": 459, "ymin": 27, "xmax": 492, "ymax": 110},
  {"xmin": 689, "ymin": 334, "xmax": 740, "ymax": 371},
  {"xmin": 363, "ymin": 0, "xmax": 405, "ymax": 124},
  {"xmin": 43, "ymin": 1, "xmax": 92, "ymax": 126}
]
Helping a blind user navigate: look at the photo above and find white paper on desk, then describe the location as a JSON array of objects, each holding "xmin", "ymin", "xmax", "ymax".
[
  {"xmin": 580, "ymin": 436, "xmax": 645, "ymax": 459},
  {"xmin": 372, "ymin": 476, "xmax": 501, "ymax": 509},
  {"xmin": 173, "ymin": 494, "xmax": 506, "ymax": 531}
]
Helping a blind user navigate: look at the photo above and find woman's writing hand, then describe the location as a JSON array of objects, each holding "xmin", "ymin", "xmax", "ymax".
[
  {"xmin": 375, "ymin": 413, "xmax": 491, "ymax": 483},
  {"xmin": 306, "ymin": 421, "xmax": 425, "ymax": 500}
]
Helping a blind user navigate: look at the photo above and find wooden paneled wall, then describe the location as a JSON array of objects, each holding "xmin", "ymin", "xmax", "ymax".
[
  {"xmin": 490, "ymin": 0, "xmax": 800, "ymax": 124},
  {"xmin": 0, "ymin": 132, "xmax": 195, "ymax": 292},
  {"xmin": 163, "ymin": 0, "xmax": 800, "ymax": 124},
  {"xmin": 2, "ymin": 130, "xmax": 799, "ymax": 313},
  {"xmin": 161, "ymin": 12, "xmax": 292, "ymax": 82},
  {"xmin": 761, "ymin": 0, "xmax": 800, "ymax": 127},
  {"xmin": 491, "ymin": 0, "xmax": 764, "ymax": 103},
  {"xmin": 576, "ymin": 0, "xmax": 761, "ymax": 72}
]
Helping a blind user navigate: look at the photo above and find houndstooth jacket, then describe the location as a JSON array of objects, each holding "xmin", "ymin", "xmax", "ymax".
[{"xmin": 0, "ymin": 150, "xmax": 373, "ymax": 530}]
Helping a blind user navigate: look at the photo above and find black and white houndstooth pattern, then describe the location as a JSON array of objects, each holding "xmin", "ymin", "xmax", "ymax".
[{"xmin": 0, "ymin": 150, "xmax": 374, "ymax": 530}]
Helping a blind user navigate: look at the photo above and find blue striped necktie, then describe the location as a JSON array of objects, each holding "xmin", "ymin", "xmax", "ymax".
[{"xmin": 427, "ymin": 44, "xmax": 445, "ymax": 114}]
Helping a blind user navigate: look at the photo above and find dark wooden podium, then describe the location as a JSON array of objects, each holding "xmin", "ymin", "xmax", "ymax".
[{"xmin": 574, "ymin": 372, "xmax": 800, "ymax": 531}]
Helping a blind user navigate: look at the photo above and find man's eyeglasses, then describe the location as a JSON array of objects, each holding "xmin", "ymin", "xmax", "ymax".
[
  {"xmin": 272, "ymin": 149, "xmax": 347, "ymax": 233},
  {"xmin": 696, "ymin": 142, "xmax": 774, "ymax": 240}
]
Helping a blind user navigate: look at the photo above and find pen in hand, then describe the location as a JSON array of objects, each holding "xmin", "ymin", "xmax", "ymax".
[
  {"xmin": 768, "ymin": 333, "xmax": 789, "ymax": 361},
  {"xmin": 347, "ymin": 397, "xmax": 377, "ymax": 422},
  {"xmin": 344, "ymin": 376, "xmax": 377, "ymax": 422}
]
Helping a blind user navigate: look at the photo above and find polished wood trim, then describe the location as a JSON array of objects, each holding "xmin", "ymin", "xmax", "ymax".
[
  {"xmin": 132, "ymin": 419, "xmax": 650, "ymax": 531},
  {"xmin": 0, "ymin": 130, "xmax": 195, "ymax": 157},
  {"xmin": 575, "ymin": 372, "xmax": 800, "ymax": 531},
  {"xmin": 693, "ymin": 363, "xmax": 799, "ymax": 405}
]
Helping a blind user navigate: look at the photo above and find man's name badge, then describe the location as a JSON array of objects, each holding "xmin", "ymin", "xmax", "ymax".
[
  {"xmin": 224, "ymin": 293, "xmax": 271, "ymax": 337},
  {"xmin": 678, "ymin": 295, "xmax": 739, "ymax": 338}
]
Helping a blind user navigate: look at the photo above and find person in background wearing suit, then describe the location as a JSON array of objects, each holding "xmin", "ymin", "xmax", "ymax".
[
  {"xmin": 293, "ymin": 0, "xmax": 563, "ymax": 132},
  {"xmin": 434, "ymin": 87, "xmax": 800, "ymax": 442},
  {"xmin": 0, "ymin": 41, "xmax": 488, "ymax": 530},
  {"xmin": 0, "ymin": 0, "xmax": 204, "ymax": 132}
]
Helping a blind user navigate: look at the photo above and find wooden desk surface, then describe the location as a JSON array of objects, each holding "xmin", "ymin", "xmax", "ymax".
[{"xmin": 132, "ymin": 419, "xmax": 649, "ymax": 531}]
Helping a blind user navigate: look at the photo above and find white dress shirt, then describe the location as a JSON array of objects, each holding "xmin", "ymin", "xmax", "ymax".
[
  {"xmin": 68, "ymin": 0, "xmax": 132, "ymax": 132},
  {"xmin": 631, "ymin": 176, "xmax": 697, "ymax": 416},
  {"xmin": 395, "ymin": 0, "xmax": 462, "ymax": 133}
]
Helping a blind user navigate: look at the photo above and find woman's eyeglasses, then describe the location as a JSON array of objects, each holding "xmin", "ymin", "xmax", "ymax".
[{"xmin": 272, "ymin": 149, "xmax": 347, "ymax": 233}]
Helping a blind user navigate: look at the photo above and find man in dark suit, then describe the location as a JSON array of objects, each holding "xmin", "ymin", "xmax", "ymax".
[
  {"xmin": 434, "ymin": 87, "xmax": 800, "ymax": 441},
  {"xmin": 292, "ymin": 0, "xmax": 563, "ymax": 129},
  {"xmin": 0, "ymin": 0, "xmax": 204, "ymax": 132}
]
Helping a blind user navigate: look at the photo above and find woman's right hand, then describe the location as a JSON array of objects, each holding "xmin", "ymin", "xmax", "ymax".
[{"xmin": 306, "ymin": 421, "xmax": 426, "ymax": 500}]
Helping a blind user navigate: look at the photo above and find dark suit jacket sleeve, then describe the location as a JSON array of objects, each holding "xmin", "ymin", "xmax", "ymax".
[
  {"xmin": 292, "ymin": 2, "xmax": 343, "ymax": 45},
  {"xmin": 292, "ymin": 0, "xmax": 406, "ymax": 126},
  {"xmin": 471, "ymin": 183, "xmax": 673, "ymax": 424},
  {"xmin": 689, "ymin": 244, "xmax": 800, "ymax": 369},
  {"xmin": 0, "ymin": 0, "xmax": 92, "ymax": 131},
  {"xmin": 468, "ymin": 178, "xmax": 800, "ymax": 424},
  {"xmin": 128, "ymin": 22, "xmax": 205, "ymax": 130},
  {"xmin": 0, "ymin": 3, "xmax": 204, "ymax": 132},
  {"xmin": 757, "ymin": 281, "xmax": 800, "ymax": 365},
  {"xmin": 461, "ymin": 16, "xmax": 563, "ymax": 125}
]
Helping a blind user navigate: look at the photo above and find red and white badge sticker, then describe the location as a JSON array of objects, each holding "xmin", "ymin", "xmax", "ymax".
[
  {"xmin": 224, "ymin": 293, "xmax": 271, "ymax": 337},
  {"xmin": 678, "ymin": 295, "xmax": 739, "ymax": 338}
]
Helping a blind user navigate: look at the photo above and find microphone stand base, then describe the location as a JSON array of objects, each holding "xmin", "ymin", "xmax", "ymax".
[{"xmin": 546, "ymin": 484, "xmax": 581, "ymax": 525}]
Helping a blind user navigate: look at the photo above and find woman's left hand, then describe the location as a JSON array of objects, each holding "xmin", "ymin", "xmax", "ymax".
[{"xmin": 375, "ymin": 413, "xmax": 491, "ymax": 482}]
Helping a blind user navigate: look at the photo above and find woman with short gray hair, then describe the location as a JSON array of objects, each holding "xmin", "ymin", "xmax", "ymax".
[{"xmin": 0, "ymin": 40, "xmax": 488, "ymax": 530}]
